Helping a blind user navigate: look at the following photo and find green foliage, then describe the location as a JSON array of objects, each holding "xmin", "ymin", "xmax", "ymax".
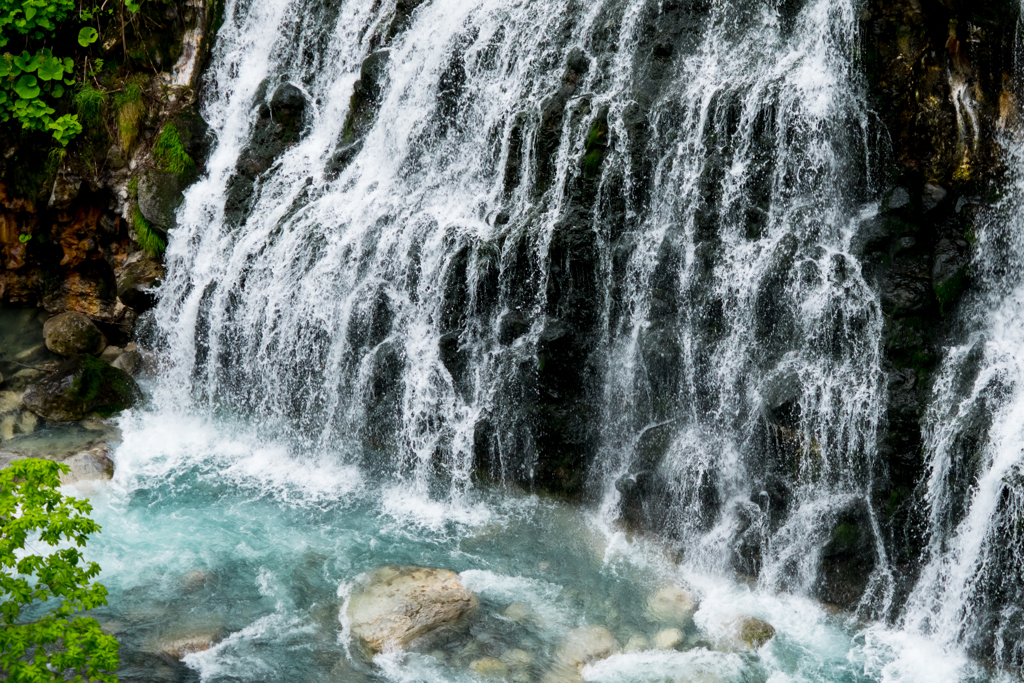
[
  {"xmin": 73, "ymin": 83, "xmax": 106, "ymax": 128},
  {"xmin": 0, "ymin": 46, "xmax": 79, "ymax": 145},
  {"xmin": 0, "ymin": 458, "xmax": 119, "ymax": 681},
  {"xmin": 17, "ymin": 232, "xmax": 29, "ymax": 242},
  {"xmin": 0, "ymin": 0, "xmax": 75, "ymax": 46},
  {"xmin": 132, "ymin": 204, "xmax": 164, "ymax": 256},
  {"xmin": 152, "ymin": 122, "xmax": 192, "ymax": 175},
  {"xmin": 77, "ymin": 26, "xmax": 98, "ymax": 46}
]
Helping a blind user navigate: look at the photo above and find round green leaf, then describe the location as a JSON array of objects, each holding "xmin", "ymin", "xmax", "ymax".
[
  {"xmin": 14, "ymin": 74, "xmax": 39, "ymax": 99},
  {"xmin": 14, "ymin": 51, "xmax": 40, "ymax": 73},
  {"xmin": 0, "ymin": 59, "xmax": 10, "ymax": 78},
  {"xmin": 37, "ymin": 56, "xmax": 63, "ymax": 81},
  {"xmin": 50, "ymin": 83, "xmax": 64, "ymax": 97},
  {"xmin": 77, "ymin": 27, "xmax": 98, "ymax": 47},
  {"xmin": 23, "ymin": 6, "xmax": 35, "ymax": 20}
]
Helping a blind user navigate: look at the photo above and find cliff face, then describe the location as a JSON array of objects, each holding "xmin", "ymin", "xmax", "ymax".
[
  {"xmin": 857, "ymin": 0, "xmax": 1021, "ymax": 607},
  {"xmin": 0, "ymin": 0, "xmax": 215, "ymax": 345}
]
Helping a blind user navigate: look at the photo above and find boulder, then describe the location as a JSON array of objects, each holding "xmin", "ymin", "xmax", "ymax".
[
  {"xmin": 117, "ymin": 258, "xmax": 164, "ymax": 312},
  {"xmin": 60, "ymin": 445, "xmax": 115, "ymax": 483},
  {"xmin": 712, "ymin": 616, "xmax": 776, "ymax": 652},
  {"xmin": 156, "ymin": 633, "xmax": 220, "ymax": 659},
  {"xmin": 137, "ymin": 167, "xmax": 186, "ymax": 233},
  {"xmin": 653, "ymin": 627, "xmax": 684, "ymax": 650},
  {"xmin": 346, "ymin": 566, "xmax": 478, "ymax": 655},
  {"xmin": 112, "ymin": 346, "xmax": 146, "ymax": 376},
  {"xmin": 542, "ymin": 626, "xmax": 619, "ymax": 683},
  {"xmin": 646, "ymin": 585, "xmax": 698, "ymax": 628},
  {"xmin": 43, "ymin": 312, "xmax": 106, "ymax": 357},
  {"xmin": 22, "ymin": 356, "xmax": 141, "ymax": 422}
]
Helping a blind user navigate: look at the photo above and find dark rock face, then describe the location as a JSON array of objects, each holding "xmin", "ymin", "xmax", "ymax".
[
  {"xmin": 117, "ymin": 257, "xmax": 165, "ymax": 313},
  {"xmin": 23, "ymin": 355, "xmax": 141, "ymax": 422}
]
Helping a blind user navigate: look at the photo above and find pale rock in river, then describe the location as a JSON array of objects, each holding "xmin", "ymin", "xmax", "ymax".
[
  {"xmin": 346, "ymin": 566, "xmax": 478, "ymax": 655},
  {"xmin": 653, "ymin": 627, "xmax": 684, "ymax": 650},
  {"xmin": 542, "ymin": 626, "xmax": 619, "ymax": 683},
  {"xmin": 646, "ymin": 586, "xmax": 698, "ymax": 628}
]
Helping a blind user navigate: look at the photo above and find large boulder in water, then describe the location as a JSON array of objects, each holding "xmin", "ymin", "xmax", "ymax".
[
  {"xmin": 22, "ymin": 356, "xmax": 141, "ymax": 422},
  {"xmin": 346, "ymin": 566, "xmax": 478, "ymax": 655},
  {"xmin": 43, "ymin": 311, "xmax": 106, "ymax": 357}
]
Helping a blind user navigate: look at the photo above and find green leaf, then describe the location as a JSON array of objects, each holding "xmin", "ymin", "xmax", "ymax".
[
  {"xmin": 37, "ymin": 56, "xmax": 63, "ymax": 81},
  {"xmin": 14, "ymin": 51, "xmax": 41, "ymax": 73},
  {"xmin": 63, "ymin": 57, "xmax": 73, "ymax": 71},
  {"xmin": 0, "ymin": 59, "xmax": 10, "ymax": 78},
  {"xmin": 50, "ymin": 83, "xmax": 64, "ymax": 97},
  {"xmin": 77, "ymin": 27, "xmax": 98, "ymax": 47},
  {"xmin": 24, "ymin": 6, "xmax": 35, "ymax": 20},
  {"xmin": 13, "ymin": 74, "xmax": 39, "ymax": 99}
]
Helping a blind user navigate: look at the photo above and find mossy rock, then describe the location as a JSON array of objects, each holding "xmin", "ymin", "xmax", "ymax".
[
  {"xmin": 739, "ymin": 617, "xmax": 776, "ymax": 649},
  {"xmin": 137, "ymin": 167, "xmax": 187, "ymax": 233},
  {"xmin": 22, "ymin": 355, "xmax": 142, "ymax": 422},
  {"xmin": 43, "ymin": 311, "xmax": 107, "ymax": 357}
]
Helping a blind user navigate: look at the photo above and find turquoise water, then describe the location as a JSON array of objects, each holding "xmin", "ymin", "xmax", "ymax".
[{"xmin": 59, "ymin": 410, "xmax": 992, "ymax": 683}]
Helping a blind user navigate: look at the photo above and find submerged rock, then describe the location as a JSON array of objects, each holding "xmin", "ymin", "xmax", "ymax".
[
  {"xmin": 346, "ymin": 566, "xmax": 478, "ymax": 655},
  {"xmin": 646, "ymin": 585, "xmax": 698, "ymax": 628},
  {"xmin": 543, "ymin": 626, "xmax": 619, "ymax": 683},
  {"xmin": 653, "ymin": 627, "xmax": 684, "ymax": 650},
  {"xmin": 470, "ymin": 657, "xmax": 510, "ymax": 679},
  {"xmin": 43, "ymin": 311, "xmax": 107, "ymax": 357},
  {"xmin": 22, "ymin": 356, "xmax": 141, "ymax": 422}
]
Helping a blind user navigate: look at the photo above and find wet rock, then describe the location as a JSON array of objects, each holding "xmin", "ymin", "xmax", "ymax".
[
  {"xmin": 499, "ymin": 648, "xmax": 533, "ymax": 668},
  {"xmin": 22, "ymin": 355, "xmax": 141, "ymax": 422},
  {"xmin": 542, "ymin": 626, "xmax": 619, "ymax": 683},
  {"xmin": 156, "ymin": 633, "xmax": 220, "ymax": 659},
  {"xmin": 60, "ymin": 444, "xmax": 115, "ymax": 484},
  {"xmin": 470, "ymin": 657, "xmax": 509, "ymax": 679},
  {"xmin": 117, "ymin": 258, "xmax": 164, "ymax": 312},
  {"xmin": 653, "ymin": 628, "xmax": 684, "ymax": 650},
  {"xmin": 137, "ymin": 167, "xmax": 185, "ymax": 233},
  {"xmin": 922, "ymin": 183, "xmax": 948, "ymax": 212},
  {"xmin": 181, "ymin": 570, "xmax": 212, "ymax": 592},
  {"xmin": 814, "ymin": 500, "xmax": 878, "ymax": 608},
  {"xmin": 346, "ymin": 566, "xmax": 479, "ymax": 655},
  {"xmin": 48, "ymin": 174, "xmax": 82, "ymax": 210},
  {"xmin": 624, "ymin": 635, "xmax": 649, "ymax": 652},
  {"xmin": 99, "ymin": 345, "xmax": 122, "ymax": 364},
  {"xmin": 43, "ymin": 311, "xmax": 107, "ymax": 357},
  {"xmin": 714, "ymin": 616, "xmax": 775, "ymax": 651},
  {"xmin": 646, "ymin": 585, "xmax": 698, "ymax": 628},
  {"xmin": 112, "ymin": 347, "xmax": 145, "ymax": 376}
]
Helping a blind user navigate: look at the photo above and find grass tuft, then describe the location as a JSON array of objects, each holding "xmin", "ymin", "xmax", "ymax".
[{"xmin": 152, "ymin": 123, "xmax": 194, "ymax": 175}]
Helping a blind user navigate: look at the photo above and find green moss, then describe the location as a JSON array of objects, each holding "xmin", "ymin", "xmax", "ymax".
[
  {"xmin": 831, "ymin": 522, "xmax": 859, "ymax": 552},
  {"xmin": 152, "ymin": 123, "xmax": 194, "ymax": 175},
  {"xmin": 132, "ymin": 205, "xmax": 166, "ymax": 257},
  {"xmin": 935, "ymin": 267, "xmax": 969, "ymax": 315},
  {"xmin": 583, "ymin": 119, "xmax": 607, "ymax": 179},
  {"xmin": 71, "ymin": 355, "xmax": 139, "ymax": 417},
  {"xmin": 114, "ymin": 77, "xmax": 147, "ymax": 151},
  {"xmin": 740, "ymin": 619, "xmax": 776, "ymax": 649}
]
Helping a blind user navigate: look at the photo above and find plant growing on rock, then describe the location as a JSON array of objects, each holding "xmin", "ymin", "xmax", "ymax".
[{"xmin": 0, "ymin": 458, "xmax": 119, "ymax": 681}]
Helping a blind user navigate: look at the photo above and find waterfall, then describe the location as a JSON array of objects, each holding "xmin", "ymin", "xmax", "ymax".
[
  {"xmin": 154, "ymin": 0, "xmax": 891, "ymax": 623},
  {"xmin": 899, "ymin": 117, "xmax": 1024, "ymax": 673}
]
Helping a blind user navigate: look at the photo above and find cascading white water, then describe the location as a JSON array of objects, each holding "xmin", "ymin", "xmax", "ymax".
[
  {"xmin": 153, "ymin": 0, "xmax": 894, "ymax": 617},
  {"xmin": 897, "ymin": 122, "xmax": 1024, "ymax": 673}
]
